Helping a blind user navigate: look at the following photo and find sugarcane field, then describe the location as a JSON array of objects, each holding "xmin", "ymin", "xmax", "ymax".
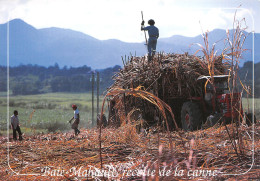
[{"xmin": 1, "ymin": 3, "xmax": 260, "ymax": 181}]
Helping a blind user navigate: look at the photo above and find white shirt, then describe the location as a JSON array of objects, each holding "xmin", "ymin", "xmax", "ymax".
[
  {"xmin": 11, "ymin": 115, "xmax": 19, "ymax": 129},
  {"xmin": 74, "ymin": 109, "xmax": 79, "ymax": 119}
]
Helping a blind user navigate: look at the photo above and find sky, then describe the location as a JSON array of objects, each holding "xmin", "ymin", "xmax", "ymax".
[{"xmin": 0, "ymin": 0, "xmax": 259, "ymax": 42}]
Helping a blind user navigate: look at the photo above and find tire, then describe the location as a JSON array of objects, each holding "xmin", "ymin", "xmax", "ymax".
[
  {"xmin": 245, "ymin": 112, "xmax": 256, "ymax": 126},
  {"xmin": 181, "ymin": 102, "xmax": 203, "ymax": 131}
]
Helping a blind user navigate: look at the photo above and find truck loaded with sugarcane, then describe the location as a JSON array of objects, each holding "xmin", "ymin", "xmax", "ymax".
[
  {"xmin": 104, "ymin": 52, "xmax": 255, "ymax": 132},
  {"xmin": 101, "ymin": 17, "xmax": 255, "ymax": 132}
]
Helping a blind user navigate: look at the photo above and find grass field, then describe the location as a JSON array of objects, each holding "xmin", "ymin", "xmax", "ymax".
[
  {"xmin": 0, "ymin": 92, "xmax": 259, "ymax": 135},
  {"xmin": 0, "ymin": 92, "xmax": 106, "ymax": 135}
]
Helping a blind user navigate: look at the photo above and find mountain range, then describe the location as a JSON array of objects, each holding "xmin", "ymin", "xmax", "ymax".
[{"xmin": 0, "ymin": 19, "xmax": 259, "ymax": 69}]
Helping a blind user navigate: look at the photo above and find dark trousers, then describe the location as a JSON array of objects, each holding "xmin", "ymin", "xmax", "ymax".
[
  {"xmin": 74, "ymin": 128, "xmax": 80, "ymax": 135},
  {"xmin": 148, "ymin": 38, "xmax": 157, "ymax": 57},
  {"xmin": 13, "ymin": 125, "xmax": 23, "ymax": 140},
  {"xmin": 72, "ymin": 119, "xmax": 80, "ymax": 136}
]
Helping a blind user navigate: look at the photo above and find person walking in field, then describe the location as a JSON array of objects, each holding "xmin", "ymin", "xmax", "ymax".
[
  {"xmin": 11, "ymin": 110, "xmax": 23, "ymax": 141},
  {"xmin": 69, "ymin": 104, "xmax": 80, "ymax": 136},
  {"xmin": 141, "ymin": 19, "xmax": 159, "ymax": 61}
]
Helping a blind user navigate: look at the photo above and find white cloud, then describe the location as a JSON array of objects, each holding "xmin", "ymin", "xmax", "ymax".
[
  {"xmin": 0, "ymin": 0, "xmax": 26, "ymax": 22},
  {"xmin": 0, "ymin": 0, "xmax": 258, "ymax": 42}
]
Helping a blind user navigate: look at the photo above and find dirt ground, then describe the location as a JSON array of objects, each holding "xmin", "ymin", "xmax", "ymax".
[{"xmin": 0, "ymin": 122, "xmax": 259, "ymax": 181}]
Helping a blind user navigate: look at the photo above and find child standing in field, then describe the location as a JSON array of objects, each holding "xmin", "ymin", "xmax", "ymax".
[
  {"xmin": 69, "ymin": 104, "xmax": 80, "ymax": 136},
  {"xmin": 11, "ymin": 110, "xmax": 23, "ymax": 141}
]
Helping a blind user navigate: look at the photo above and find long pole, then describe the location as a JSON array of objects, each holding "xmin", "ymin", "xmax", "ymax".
[
  {"xmin": 141, "ymin": 11, "xmax": 148, "ymax": 50},
  {"xmin": 97, "ymin": 72, "xmax": 100, "ymax": 116},
  {"xmin": 92, "ymin": 72, "xmax": 95, "ymax": 127}
]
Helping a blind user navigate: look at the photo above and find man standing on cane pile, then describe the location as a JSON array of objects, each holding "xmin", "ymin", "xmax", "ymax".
[
  {"xmin": 141, "ymin": 19, "xmax": 159, "ymax": 61},
  {"xmin": 69, "ymin": 104, "xmax": 80, "ymax": 136}
]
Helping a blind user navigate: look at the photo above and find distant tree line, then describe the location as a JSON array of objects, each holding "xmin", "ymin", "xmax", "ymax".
[
  {"xmin": 238, "ymin": 61, "xmax": 260, "ymax": 98},
  {"xmin": 0, "ymin": 63, "xmax": 121, "ymax": 95},
  {"xmin": 0, "ymin": 62, "xmax": 259, "ymax": 97}
]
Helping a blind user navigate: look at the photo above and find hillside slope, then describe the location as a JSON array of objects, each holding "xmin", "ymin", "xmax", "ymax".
[{"xmin": 0, "ymin": 19, "xmax": 259, "ymax": 69}]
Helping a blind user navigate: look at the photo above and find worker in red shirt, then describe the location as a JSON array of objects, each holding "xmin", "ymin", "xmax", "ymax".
[{"xmin": 69, "ymin": 104, "xmax": 80, "ymax": 136}]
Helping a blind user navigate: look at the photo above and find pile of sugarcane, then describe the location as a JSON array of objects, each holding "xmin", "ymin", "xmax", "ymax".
[
  {"xmin": 106, "ymin": 52, "xmax": 227, "ymax": 127},
  {"xmin": 110, "ymin": 53, "xmax": 226, "ymax": 98}
]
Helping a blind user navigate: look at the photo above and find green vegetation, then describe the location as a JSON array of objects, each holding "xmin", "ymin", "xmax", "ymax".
[
  {"xmin": 0, "ymin": 62, "xmax": 258, "ymax": 135},
  {"xmin": 239, "ymin": 61, "xmax": 260, "ymax": 98},
  {"xmin": 0, "ymin": 92, "xmax": 258, "ymax": 136},
  {"xmin": 0, "ymin": 92, "xmax": 106, "ymax": 135},
  {"xmin": 0, "ymin": 62, "xmax": 258, "ymax": 97},
  {"xmin": 0, "ymin": 64, "xmax": 120, "ymax": 95},
  {"xmin": 242, "ymin": 97, "xmax": 260, "ymax": 119}
]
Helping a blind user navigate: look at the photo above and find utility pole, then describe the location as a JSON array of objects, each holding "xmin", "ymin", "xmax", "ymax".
[
  {"xmin": 97, "ymin": 72, "xmax": 100, "ymax": 116},
  {"xmin": 91, "ymin": 72, "xmax": 95, "ymax": 127}
]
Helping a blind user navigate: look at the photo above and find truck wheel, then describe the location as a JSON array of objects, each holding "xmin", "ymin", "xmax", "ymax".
[
  {"xmin": 181, "ymin": 102, "xmax": 203, "ymax": 131},
  {"xmin": 245, "ymin": 113, "xmax": 256, "ymax": 126}
]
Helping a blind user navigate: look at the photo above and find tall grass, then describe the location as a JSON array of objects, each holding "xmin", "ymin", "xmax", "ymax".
[
  {"xmin": 98, "ymin": 86, "xmax": 179, "ymax": 170},
  {"xmin": 193, "ymin": 11, "xmax": 253, "ymax": 162},
  {"xmin": 0, "ymin": 92, "xmax": 104, "ymax": 133}
]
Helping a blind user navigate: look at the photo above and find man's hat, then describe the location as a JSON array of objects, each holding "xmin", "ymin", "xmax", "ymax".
[{"xmin": 72, "ymin": 104, "xmax": 77, "ymax": 108}]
